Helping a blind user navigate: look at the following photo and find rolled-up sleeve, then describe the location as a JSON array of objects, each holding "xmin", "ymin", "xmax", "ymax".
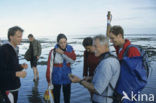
[
  {"xmin": 92, "ymin": 60, "xmax": 113, "ymax": 95},
  {"xmin": 62, "ymin": 54, "xmax": 75, "ymax": 63}
]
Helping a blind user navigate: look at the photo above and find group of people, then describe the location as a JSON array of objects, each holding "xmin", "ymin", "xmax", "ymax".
[
  {"xmin": 45, "ymin": 25, "xmax": 145, "ymax": 103},
  {"xmin": 0, "ymin": 25, "xmax": 147, "ymax": 103},
  {"xmin": 69, "ymin": 25, "xmax": 143, "ymax": 103}
]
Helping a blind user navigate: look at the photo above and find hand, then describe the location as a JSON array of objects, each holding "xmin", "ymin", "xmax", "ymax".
[
  {"xmin": 68, "ymin": 74, "xmax": 81, "ymax": 83},
  {"xmin": 37, "ymin": 56, "xmax": 39, "ymax": 59},
  {"xmin": 55, "ymin": 48, "xmax": 64, "ymax": 54},
  {"xmin": 83, "ymin": 76, "xmax": 93, "ymax": 82},
  {"xmin": 21, "ymin": 63, "xmax": 28, "ymax": 69},
  {"xmin": 48, "ymin": 83, "xmax": 54, "ymax": 89},
  {"xmin": 16, "ymin": 71, "xmax": 27, "ymax": 78},
  {"xmin": 83, "ymin": 76, "xmax": 87, "ymax": 80}
]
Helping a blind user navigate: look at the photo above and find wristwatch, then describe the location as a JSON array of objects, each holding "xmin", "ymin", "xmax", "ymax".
[{"xmin": 79, "ymin": 79, "xmax": 84, "ymax": 85}]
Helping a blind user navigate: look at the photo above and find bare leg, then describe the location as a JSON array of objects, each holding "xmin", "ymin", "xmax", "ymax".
[
  {"xmin": 36, "ymin": 67, "xmax": 39, "ymax": 80},
  {"xmin": 33, "ymin": 67, "xmax": 37, "ymax": 81},
  {"xmin": 33, "ymin": 67, "xmax": 39, "ymax": 81}
]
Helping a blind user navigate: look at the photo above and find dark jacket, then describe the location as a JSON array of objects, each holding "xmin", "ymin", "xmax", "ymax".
[
  {"xmin": 25, "ymin": 39, "xmax": 41, "ymax": 61},
  {"xmin": 0, "ymin": 44, "xmax": 23, "ymax": 91}
]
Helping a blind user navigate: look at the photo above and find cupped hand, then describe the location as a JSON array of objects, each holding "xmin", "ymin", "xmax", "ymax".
[{"xmin": 68, "ymin": 74, "xmax": 81, "ymax": 83}]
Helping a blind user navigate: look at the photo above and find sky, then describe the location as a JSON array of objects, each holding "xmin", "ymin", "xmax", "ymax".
[{"xmin": 0, "ymin": 0, "xmax": 156, "ymax": 38}]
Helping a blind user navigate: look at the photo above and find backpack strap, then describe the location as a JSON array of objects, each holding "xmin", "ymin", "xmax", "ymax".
[
  {"xmin": 53, "ymin": 48, "xmax": 56, "ymax": 59},
  {"xmin": 123, "ymin": 44, "xmax": 140, "ymax": 57},
  {"xmin": 100, "ymin": 52, "xmax": 118, "ymax": 61},
  {"xmin": 99, "ymin": 83, "xmax": 122, "ymax": 102},
  {"xmin": 98, "ymin": 53, "xmax": 122, "ymax": 100},
  {"xmin": 99, "ymin": 83, "xmax": 115, "ymax": 99}
]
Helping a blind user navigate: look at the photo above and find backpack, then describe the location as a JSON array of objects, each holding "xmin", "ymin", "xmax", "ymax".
[
  {"xmin": 112, "ymin": 44, "xmax": 150, "ymax": 103},
  {"xmin": 123, "ymin": 45, "xmax": 150, "ymax": 77}
]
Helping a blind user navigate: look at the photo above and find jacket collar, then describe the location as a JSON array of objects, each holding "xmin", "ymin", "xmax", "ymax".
[
  {"xmin": 4, "ymin": 41, "xmax": 19, "ymax": 55},
  {"xmin": 115, "ymin": 39, "xmax": 131, "ymax": 52},
  {"xmin": 31, "ymin": 39, "xmax": 36, "ymax": 43},
  {"xmin": 55, "ymin": 44, "xmax": 67, "ymax": 51},
  {"xmin": 100, "ymin": 52, "xmax": 110, "ymax": 61},
  {"xmin": 122, "ymin": 39, "xmax": 131, "ymax": 50}
]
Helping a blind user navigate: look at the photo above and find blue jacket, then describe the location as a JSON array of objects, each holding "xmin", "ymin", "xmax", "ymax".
[{"xmin": 46, "ymin": 44, "xmax": 76, "ymax": 85}]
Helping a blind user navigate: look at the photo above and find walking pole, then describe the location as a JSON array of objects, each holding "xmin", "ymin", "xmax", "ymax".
[{"xmin": 106, "ymin": 11, "xmax": 112, "ymax": 37}]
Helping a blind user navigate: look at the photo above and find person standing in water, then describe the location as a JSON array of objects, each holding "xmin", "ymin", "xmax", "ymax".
[
  {"xmin": 82, "ymin": 37, "xmax": 100, "ymax": 81},
  {"xmin": 46, "ymin": 33, "xmax": 76, "ymax": 103},
  {"xmin": 25, "ymin": 34, "xmax": 41, "ymax": 81},
  {"xmin": 82, "ymin": 37, "xmax": 100, "ymax": 99}
]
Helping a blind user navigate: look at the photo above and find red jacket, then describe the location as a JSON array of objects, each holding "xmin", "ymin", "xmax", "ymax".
[
  {"xmin": 83, "ymin": 51, "xmax": 100, "ymax": 77},
  {"xmin": 114, "ymin": 39, "xmax": 140, "ymax": 60}
]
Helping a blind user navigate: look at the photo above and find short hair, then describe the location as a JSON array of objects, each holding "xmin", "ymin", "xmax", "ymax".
[
  {"xmin": 8, "ymin": 26, "xmax": 24, "ymax": 41},
  {"xmin": 82, "ymin": 37, "xmax": 93, "ymax": 47},
  {"xmin": 110, "ymin": 25, "xmax": 124, "ymax": 37},
  {"xmin": 28, "ymin": 34, "xmax": 33, "ymax": 38},
  {"xmin": 93, "ymin": 35, "xmax": 109, "ymax": 45}
]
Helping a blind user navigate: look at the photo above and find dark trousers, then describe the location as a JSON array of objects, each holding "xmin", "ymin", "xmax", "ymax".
[
  {"xmin": 0, "ymin": 91, "xmax": 18, "ymax": 103},
  {"xmin": 92, "ymin": 101, "xmax": 98, "ymax": 103},
  {"xmin": 53, "ymin": 84, "xmax": 71, "ymax": 103},
  {"xmin": 11, "ymin": 91, "xmax": 18, "ymax": 103}
]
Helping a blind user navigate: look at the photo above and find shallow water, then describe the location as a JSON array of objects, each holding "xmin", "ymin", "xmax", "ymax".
[{"xmin": 16, "ymin": 34, "xmax": 156, "ymax": 103}]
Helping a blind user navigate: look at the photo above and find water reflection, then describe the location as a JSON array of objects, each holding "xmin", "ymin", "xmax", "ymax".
[{"xmin": 28, "ymin": 81, "xmax": 43, "ymax": 103}]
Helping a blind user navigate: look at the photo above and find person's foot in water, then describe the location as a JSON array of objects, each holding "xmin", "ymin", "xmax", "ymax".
[
  {"xmin": 33, "ymin": 77, "xmax": 39, "ymax": 82},
  {"xmin": 33, "ymin": 78, "xmax": 36, "ymax": 82}
]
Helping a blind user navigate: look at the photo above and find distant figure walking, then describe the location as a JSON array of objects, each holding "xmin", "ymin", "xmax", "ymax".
[{"xmin": 25, "ymin": 34, "xmax": 42, "ymax": 82}]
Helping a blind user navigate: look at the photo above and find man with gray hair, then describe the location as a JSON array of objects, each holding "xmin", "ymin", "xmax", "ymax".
[{"xmin": 69, "ymin": 35, "xmax": 120, "ymax": 103}]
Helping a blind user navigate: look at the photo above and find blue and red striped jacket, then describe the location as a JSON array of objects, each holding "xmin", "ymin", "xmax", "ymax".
[{"xmin": 46, "ymin": 44, "xmax": 76, "ymax": 85}]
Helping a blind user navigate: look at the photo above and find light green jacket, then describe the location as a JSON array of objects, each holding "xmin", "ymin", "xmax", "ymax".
[{"xmin": 25, "ymin": 39, "xmax": 41, "ymax": 61}]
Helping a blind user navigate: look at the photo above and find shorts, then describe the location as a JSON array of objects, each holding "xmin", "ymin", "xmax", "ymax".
[{"xmin": 30, "ymin": 56, "xmax": 38, "ymax": 68}]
